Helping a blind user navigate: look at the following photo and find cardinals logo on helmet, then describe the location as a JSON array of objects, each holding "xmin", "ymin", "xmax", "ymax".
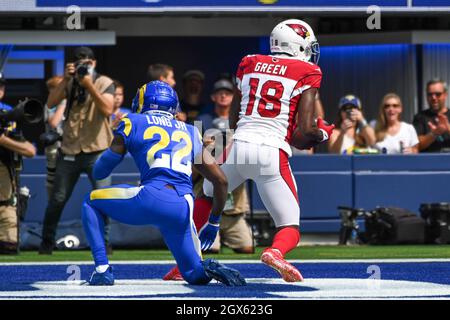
[{"xmin": 287, "ymin": 24, "xmax": 310, "ymax": 39}]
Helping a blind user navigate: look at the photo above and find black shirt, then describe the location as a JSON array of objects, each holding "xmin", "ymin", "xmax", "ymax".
[
  {"xmin": 180, "ymin": 100, "xmax": 206, "ymax": 124},
  {"xmin": 413, "ymin": 108, "xmax": 450, "ymax": 152}
]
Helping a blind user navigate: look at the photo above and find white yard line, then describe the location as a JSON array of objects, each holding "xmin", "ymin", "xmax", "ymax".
[{"xmin": 1, "ymin": 258, "xmax": 450, "ymax": 266}]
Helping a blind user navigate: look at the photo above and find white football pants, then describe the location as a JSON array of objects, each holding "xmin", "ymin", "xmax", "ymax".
[{"xmin": 203, "ymin": 140, "xmax": 300, "ymax": 227}]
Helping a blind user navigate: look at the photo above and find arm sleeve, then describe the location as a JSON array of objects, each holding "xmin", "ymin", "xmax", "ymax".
[{"xmin": 93, "ymin": 148, "xmax": 124, "ymax": 180}]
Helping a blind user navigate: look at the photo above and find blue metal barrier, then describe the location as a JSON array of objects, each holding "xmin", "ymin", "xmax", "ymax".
[
  {"xmin": 20, "ymin": 154, "xmax": 450, "ymax": 234},
  {"xmin": 353, "ymin": 154, "xmax": 450, "ymax": 214},
  {"xmin": 249, "ymin": 155, "xmax": 353, "ymax": 232}
]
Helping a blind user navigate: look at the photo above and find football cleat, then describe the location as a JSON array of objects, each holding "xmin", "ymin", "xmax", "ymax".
[
  {"xmin": 202, "ymin": 259, "xmax": 246, "ymax": 286},
  {"xmin": 163, "ymin": 266, "xmax": 184, "ymax": 281},
  {"xmin": 261, "ymin": 248, "xmax": 304, "ymax": 282},
  {"xmin": 88, "ymin": 266, "xmax": 114, "ymax": 286}
]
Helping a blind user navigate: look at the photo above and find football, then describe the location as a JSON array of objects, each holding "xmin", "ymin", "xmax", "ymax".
[{"xmin": 291, "ymin": 118, "xmax": 330, "ymax": 149}]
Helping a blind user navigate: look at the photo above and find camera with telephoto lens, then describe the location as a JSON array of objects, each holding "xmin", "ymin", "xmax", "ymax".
[
  {"xmin": 39, "ymin": 130, "xmax": 62, "ymax": 147},
  {"xmin": 0, "ymin": 98, "xmax": 43, "ymax": 132},
  {"xmin": 17, "ymin": 186, "xmax": 30, "ymax": 221},
  {"xmin": 69, "ymin": 61, "xmax": 92, "ymax": 105},
  {"xmin": 338, "ymin": 206, "xmax": 367, "ymax": 245}
]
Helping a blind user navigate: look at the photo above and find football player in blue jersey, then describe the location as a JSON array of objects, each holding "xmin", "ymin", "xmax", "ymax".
[{"xmin": 81, "ymin": 80, "xmax": 246, "ymax": 286}]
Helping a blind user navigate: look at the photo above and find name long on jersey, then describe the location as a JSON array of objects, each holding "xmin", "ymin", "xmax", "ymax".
[{"xmin": 115, "ymin": 112, "xmax": 203, "ymax": 197}]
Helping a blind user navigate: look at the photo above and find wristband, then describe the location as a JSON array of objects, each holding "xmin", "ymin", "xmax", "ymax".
[{"xmin": 208, "ymin": 213, "xmax": 221, "ymax": 226}]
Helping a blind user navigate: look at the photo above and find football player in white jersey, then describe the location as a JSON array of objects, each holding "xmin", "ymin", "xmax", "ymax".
[{"xmin": 163, "ymin": 19, "xmax": 335, "ymax": 283}]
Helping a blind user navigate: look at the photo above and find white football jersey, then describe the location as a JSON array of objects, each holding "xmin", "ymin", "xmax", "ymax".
[{"xmin": 234, "ymin": 54, "xmax": 322, "ymax": 156}]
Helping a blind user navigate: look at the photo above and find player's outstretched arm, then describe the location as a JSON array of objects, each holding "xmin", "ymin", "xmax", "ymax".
[
  {"xmin": 292, "ymin": 88, "xmax": 334, "ymax": 150},
  {"xmin": 194, "ymin": 148, "xmax": 228, "ymax": 250},
  {"xmin": 93, "ymin": 135, "xmax": 127, "ymax": 180},
  {"xmin": 194, "ymin": 148, "xmax": 228, "ymax": 217}
]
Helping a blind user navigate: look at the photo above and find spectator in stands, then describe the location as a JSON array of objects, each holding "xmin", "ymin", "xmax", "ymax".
[
  {"xmin": 147, "ymin": 64, "xmax": 176, "ymax": 88},
  {"xmin": 372, "ymin": 93, "xmax": 419, "ymax": 154},
  {"xmin": 39, "ymin": 47, "xmax": 114, "ymax": 255},
  {"xmin": 0, "ymin": 77, "xmax": 36, "ymax": 254},
  {"xmin": 44, "ymin": 76, "xmax": 66, "ymax": 197},
  {"xmin": 194, "ymin": 78, "xmax": 254, "ymax": 254},
  {"xmin": 413, "ymin": 79, "xmax": 450, "ymax": 152},
  {"xmin": 197, "ymin": 78, "xmax": 234, "ymax": 135},
  {"xmin": 147, "ymin": 64, "xmax": 186, "ymax": 122},
  {"xmin": 180, "ymin": 70, "xmax": 206, "ymax": 124},
  {"xmin": 112, "ymin": 80, "xmax": 130, "ymax": 121},
  {"xmin": 0, "ymin": 78, "xmax": 12, "ymax": 110},
  {"xmin": 328, "ymin": 94, "xmax": 376, "ymax": 154}
]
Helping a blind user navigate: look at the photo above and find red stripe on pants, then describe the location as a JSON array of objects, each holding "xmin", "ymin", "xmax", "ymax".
[{"xmin": 279, "ymin": 149, "xmax": 299, "ymax": 204}]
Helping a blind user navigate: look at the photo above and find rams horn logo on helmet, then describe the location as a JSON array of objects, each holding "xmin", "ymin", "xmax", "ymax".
[{"xmin": 286, "ymin": 24, "xmax": 310, "ymax": 39}]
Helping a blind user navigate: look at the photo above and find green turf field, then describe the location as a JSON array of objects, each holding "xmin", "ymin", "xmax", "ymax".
[{"xmin": 1, "ymin": 245, "xmax": 449, "ymax": 263}]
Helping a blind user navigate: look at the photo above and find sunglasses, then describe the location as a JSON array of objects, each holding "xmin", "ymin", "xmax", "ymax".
[
  {"xmin": 384, "ymin": 104, "xmax": 400, "ymax": 108},
  {"xmin": 427, "ymin": 92, "xmax": 444, "ymax": 98}
]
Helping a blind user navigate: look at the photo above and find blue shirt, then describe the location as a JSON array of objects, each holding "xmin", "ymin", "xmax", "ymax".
[
  {"xmin": 0, "ymin": 102, "xmax": 15, "ymax": 132},
  {"xmin": 115, "ymin": 112, "xmax": 203, "ymax": 196},
  {"xmin": 0, "ymin": 101, "xmax": 13, "ymax": 112}
]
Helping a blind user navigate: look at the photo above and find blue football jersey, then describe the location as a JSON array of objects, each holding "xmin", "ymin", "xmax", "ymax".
[{"xmin": 115, "ymin": 113, "xmax": 203, "ymax": 196}]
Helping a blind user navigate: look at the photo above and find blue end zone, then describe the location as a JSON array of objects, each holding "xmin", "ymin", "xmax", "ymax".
[{"xmin": 1, "ymin": 261, "xmax": 450, "ymax": 299}]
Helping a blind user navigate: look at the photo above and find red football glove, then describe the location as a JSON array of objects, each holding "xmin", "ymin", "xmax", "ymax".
[{"xmin": 316, "ymin": 117, "xmax": 335, "ymax": 143}]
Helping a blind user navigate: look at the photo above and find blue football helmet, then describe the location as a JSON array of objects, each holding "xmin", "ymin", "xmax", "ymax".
[{"xmin": 131, "ymin": 80, "xmax": 180, "ymax": 116}]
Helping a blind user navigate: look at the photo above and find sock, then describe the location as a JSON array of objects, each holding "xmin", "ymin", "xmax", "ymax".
[
  {"xmin": 96, "ymin": 264, "xmax": 109, "ymax": 273},
  {"xmin": 271, "ymin": 227, "xmax": 300, "ymax": 256},
  {"xmin": 193, "ymin": 197, "xmax": 213, "ymax": 231}
]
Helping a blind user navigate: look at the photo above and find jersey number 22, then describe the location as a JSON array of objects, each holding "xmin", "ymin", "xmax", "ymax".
[{"xmin": 144, "ymin": 126, "xmax": 192, "ymax": 175}]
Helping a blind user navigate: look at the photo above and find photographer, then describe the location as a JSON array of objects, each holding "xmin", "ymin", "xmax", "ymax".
[
  {"xmin": 42, "ymin": 76, "xmax": 66, "ymax": 197},
  {"xmin": 0, "ymin": 79, "xmax": 36, "ymax": 254},
  {"xmin": 39, "ymin": 47, "xmax": 115, "ymax": 255}
]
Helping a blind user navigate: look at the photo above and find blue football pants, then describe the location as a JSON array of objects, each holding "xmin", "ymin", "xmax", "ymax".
[{"xmin": 81, "ymin": 183, "xmax": 210, "ymax": 285}]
